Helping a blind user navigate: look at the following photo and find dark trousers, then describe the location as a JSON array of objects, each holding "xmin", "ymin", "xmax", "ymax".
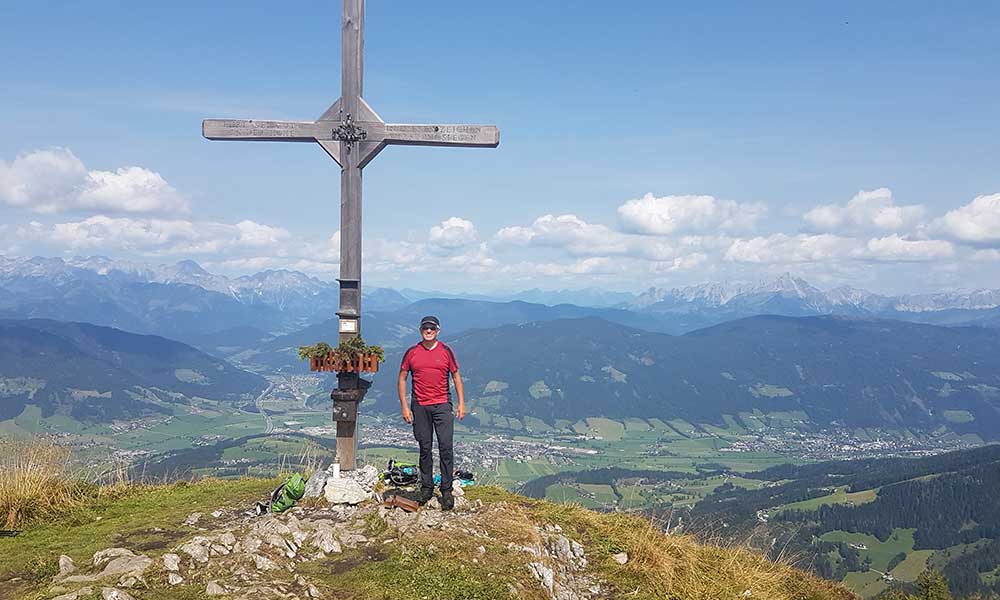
[{"xmin": 411, "ymin": 401, "xmax": 454, "ymax": 492}]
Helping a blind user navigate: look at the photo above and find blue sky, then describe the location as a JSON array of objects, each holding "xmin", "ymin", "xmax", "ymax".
[{"xmin": 1, "ymin": 1, "xmax": 999, "ymax": 294}]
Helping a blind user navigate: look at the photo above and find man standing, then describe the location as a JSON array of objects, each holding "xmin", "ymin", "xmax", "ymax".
[{"xmin": 398, "ymin": 315, "xmax": 466, "ymax": 510}]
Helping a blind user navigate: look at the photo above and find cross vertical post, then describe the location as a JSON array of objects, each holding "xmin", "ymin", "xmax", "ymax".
[
  {"xmin": 202, "ymin": 0, "xmax": 499, "ymax": 471},
  {"xmin": 334, "ymin": 0, "xmax": 366, "ymax": 470}
]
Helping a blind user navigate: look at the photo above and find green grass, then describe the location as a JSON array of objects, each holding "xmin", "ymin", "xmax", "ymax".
[
  {"xmin": 584, "ymin": 417, "xmax": 625, "ymax": 441},
  {"xmin": 544, "ymin": 484, "xmax": 602, "ymax": 508},
  {"xmin": 841, "ymin": 570, "xmax": 887, "ymax": 598},
  {"xmin": 891, "ymin": 549, "xmax": 933, "ymax": 582},
  {"xmin": 0, "ymin": 477, "xmax": 277, "ymax": 599},
  {"xmin": 779, "ymin": 486, "xmax": 878, "ymax": 513},
  {"xmin": 820, "ymin": 529, "xmax": 917, "ymax": 573}
]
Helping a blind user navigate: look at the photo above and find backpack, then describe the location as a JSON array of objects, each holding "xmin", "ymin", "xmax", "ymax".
[
  {"xmin": 381, "ymin": 459, "xmax": 419, "ymax": 486},
  {"xmin": 269, "ymin": 473, "xmax": 307, "ymax": 513}
]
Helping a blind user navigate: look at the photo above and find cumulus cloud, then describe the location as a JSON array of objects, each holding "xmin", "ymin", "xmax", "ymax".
[
  {"xmin": 617, "ymin": 193, "xmax": 765, "ymax": 235},
  {"xmin": 495, "ymin": 214, "xmax": 675, "ymax": 260},
  {"xmin": 863, "ymin": 235, "xmax": 953, "ymax": 262},
  {"xmin": 724, "ymin": 233, "xmax": 953, "ymax": 264},
  {"xmin": 428, "ymin": 217, "xmax": 478, "ymax": 250},
  {"xmin": 0, "ymin": 148, "xmax": 187, "ymax": 214},
  {"xmin": 23, "ymin": 215, "xmax": 289, "ymax": 255},
  {"xmin": 933, "ymin": 193, "xmax": 1000, "ymax": 246},
  {"xmin": 650, "ymin": 253, "xmax": 709, "ymax": 273},
  {"xmin": 802, "ymin": 188, "xmax": 925, "ymax": 234},
  {"xmin": 724, "ymin": 234, "xmax": 857, "ymax": 264}
]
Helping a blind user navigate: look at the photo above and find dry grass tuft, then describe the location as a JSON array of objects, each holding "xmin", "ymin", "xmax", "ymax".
[
  {"xmin": 465, "ymin": 486, "xmax": 857, "ymax": 600},
  {"xmin": 0, "ymin": 437, "xmax": 139, "ymax": 530}
]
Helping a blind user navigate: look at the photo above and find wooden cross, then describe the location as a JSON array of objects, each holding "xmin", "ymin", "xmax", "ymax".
[{"xmin": 203, "ymin": 0, "xmax": 499, "ymax": 470}]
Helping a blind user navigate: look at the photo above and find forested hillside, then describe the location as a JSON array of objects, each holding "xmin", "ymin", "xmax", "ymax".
[{"xmin": 690, "ymin": 445, "xmax": 1000, "ymax": 598}]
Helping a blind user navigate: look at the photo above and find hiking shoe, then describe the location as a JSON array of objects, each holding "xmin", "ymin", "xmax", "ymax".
[
  {"xmin": 416, "ymin": 487, "xmax": 435, "ymax": 505},
  {"xmin": 441, "ymin": 489, "xmax": 455, "ymax": 511}
]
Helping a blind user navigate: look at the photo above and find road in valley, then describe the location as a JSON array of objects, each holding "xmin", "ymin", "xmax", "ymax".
[{"xmin": 255, "ymin": 383, "xmax": 275, "ymax": 434}]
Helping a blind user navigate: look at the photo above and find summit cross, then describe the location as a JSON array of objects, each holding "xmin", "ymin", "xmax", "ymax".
[{"xmin": 203, "ymin": 0, "xmax": 499, "ymax": 470}]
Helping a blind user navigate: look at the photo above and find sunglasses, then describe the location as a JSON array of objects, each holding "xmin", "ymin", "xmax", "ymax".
[{"xmin": 421, "ymin": 325, "xmax": 439, "ymax": 331}]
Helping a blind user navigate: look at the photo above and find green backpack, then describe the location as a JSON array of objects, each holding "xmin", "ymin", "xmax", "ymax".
[{"xmin": 270, "ymin": 473, "xmax": 307, "ymax": 513}]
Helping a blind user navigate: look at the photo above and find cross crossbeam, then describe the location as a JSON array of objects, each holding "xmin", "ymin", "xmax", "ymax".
[
  {"xmin": 203, "ymin": 119, "xmax": 499, "ymax": 166},
  {"xmin": 202, "ymin": 0, "xmax": 499, "ymax": 470}
]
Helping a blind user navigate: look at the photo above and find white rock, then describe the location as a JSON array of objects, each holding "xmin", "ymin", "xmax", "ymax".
[
  {"xmin": 51, "ymin": 587, "xmax": 93, "ymax": 600},
  {"xmin": 93, "ymin": 548, "xmax": 134, "ymax": 568},
  {"xmin": 211, "ymin": 510, "xmax": 223, "ymax": 518},
  {"xmin": 253, "ymin": 554, "xmax": 279, "ymax": 571},
  {"xmin": 218, "ymin": 532, "xmax": 237, "ymax": 549},
  {"xmin": 311, "ymin": 527, "xmax": 342, "ymax": 554},
  {"xmin": 58, "ymin": 555, "xmax": 76, "ymax": 576},
  {"xmin": 184, "ymin": 512, "xmax": 202, "ymax": 526},
  {"xmin": 612, "ymin": 552, "xmax": 629, "ymax": 565},
  {"xmin": 451, "ymin": 485, "xmax": 465, "ymax": 497},
  {"xmin": 323, "ymin": 477, "xmax": 369, "ymax": 504},
  {"xmin": 101, "ymin": 588, "xmax": 136, "ymax": 600},
  {"xmin": 345, "ymin": 465, "xmax": 379, "ymax": 492},
  {"xmin": 179, "ymin": 537, "xmax": 212, "ymax": 563},
  {"xmin": 303, "ymin": 471, "xmax": 328, "ymax": 498},
  {"xmin": 206, "ymin": 580, "xmax": 226, "ymax": 595},
  {"xmin": 161, "ymin": 553, "xmax": 181, "ymax": 572},
  {"xmin": 93, "ymin": 555, "xmax": 152, "ymax": 580},
  {"xmin": 529, "ymin": 562, "xmax": 555, "ymax": 593},
  {"xmin": 168, "ymin": 573, "xmax": 184, "ymax": 586}
]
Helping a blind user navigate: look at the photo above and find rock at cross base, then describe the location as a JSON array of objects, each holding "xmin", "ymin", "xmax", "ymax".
[
  {"xmin": 323, "ymin": 476, "xmax": 369, "ymax": 504},
  {"xmin": 303, "ymin": 471, "xmax": 328, "ymax": 497},
  {"xmin": 341, "ymin": 464, "xmax": 379, "ymax": 492}
]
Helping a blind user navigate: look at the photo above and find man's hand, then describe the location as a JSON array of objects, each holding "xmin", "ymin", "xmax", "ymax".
[
  {"xmin": 402, "ymin": 406, "xmax": 413, "ymax": 424},
  {"xmin": 456, "ymin": 403, "xmax": 466, "ymax": 420}
]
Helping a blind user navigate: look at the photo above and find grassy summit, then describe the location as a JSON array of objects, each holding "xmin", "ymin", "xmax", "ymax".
[{"xmin": 0, "ymin": 443, "xmax": 855, "ymax": 600}]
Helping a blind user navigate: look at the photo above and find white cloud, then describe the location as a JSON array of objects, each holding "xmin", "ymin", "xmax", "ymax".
[
  {"xmin": 724, "ymin": 232, "xmax": 953, "ymax": 265},
  {"xmin": 24, "ymin": 215, "xmax": 289, "ymax": 256},
  {"xmin": 933, "ymin": 193, "xmax": 1000, "ymax": 246},
  {"xmin": 0, "ymin": 148, "xmax": 187, "ymax": 214},
  {"xmin": 617, "ymin": 193, "xmax": 765, "ymax": 235},
  {"xmin": 802, "ymin": 188, "xmax": 925, "ymax": 234},
  {"xmin": 497, "ymin": 257, "xmax": 616, "ymax": 278},
  {"xmin": 973, "ymin": 249, "xmax": 1000, "ymax": 262},
  {"xmin": 724, "ymin": 234, "xmax": 858, "ymax": 264},
  {"xmin": 495, "ymin": 213, "xmax": 675, "ymax": 260},
  {"xmin": 428, "ymin": 217, "xmax": 478, "ymax": 250},
  {"xmin": 863, "ymin": 235, "xmax": 953, "ymax": 262},
  {"xmin": 650, "ymin": 253, "xmax": 708, "ymax": 273}
]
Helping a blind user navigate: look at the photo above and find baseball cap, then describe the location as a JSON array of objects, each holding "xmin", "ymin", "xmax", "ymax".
[{"xmin": 419, "ymin": 315, "xmax": 440, "ymax": 329}]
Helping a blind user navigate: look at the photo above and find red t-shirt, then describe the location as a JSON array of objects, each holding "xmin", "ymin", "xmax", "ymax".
[{"xmin": 400, "ymin": 342, "xmax": 459, "ymax": 406}]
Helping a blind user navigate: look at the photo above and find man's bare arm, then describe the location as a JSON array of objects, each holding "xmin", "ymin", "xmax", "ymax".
[
  {"xmin": 398, "ymin": 370, "xmax": 412, "ymax": 424},
  {"xmin": 453, "ymin": 370, "xmax": 466, "ymax": 420}
]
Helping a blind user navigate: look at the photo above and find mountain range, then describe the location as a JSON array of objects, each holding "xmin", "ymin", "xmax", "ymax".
[
  {"xmin": 0, "ymin": 318, "xmax": 266, "ymax": 421},
  {"xmin": 3, "ymin": 256, "xmax": 999, "ymax": 342},
  {"xmin": 0, "ymin": 256, "xmax": 409, "ymax": 343},
  {"xmin": 364, "ymin": 315, "xmax": 1000, "ymax": 438}
]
